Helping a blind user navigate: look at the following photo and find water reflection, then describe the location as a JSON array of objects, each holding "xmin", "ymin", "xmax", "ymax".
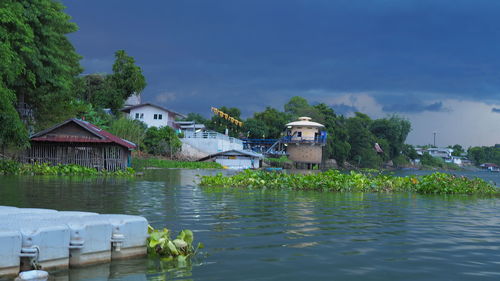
[{"xmin": 1, "ymin": 169, "xmax": 500, "ymax": 280}]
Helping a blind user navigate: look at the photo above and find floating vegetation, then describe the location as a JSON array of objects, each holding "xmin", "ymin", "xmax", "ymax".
[
  {"xmin": 132, "ymin": 158, "xmax": 222, "ymax": 170},
  {"xmin": 147, "ymin": 226, "xmax": 204, "ymax": 263},
  {"xmin": 0, "ymin": 159, "xmax": 135, "ymax": 176},
  {"xmin": 199, "ymin": 170, "xmax": 498, "ymax": 195}
]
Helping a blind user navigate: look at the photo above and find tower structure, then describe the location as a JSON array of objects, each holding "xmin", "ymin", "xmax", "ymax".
[{"xmin": 283, "ymin": 117, "xmax": 327, "ymax": 169}]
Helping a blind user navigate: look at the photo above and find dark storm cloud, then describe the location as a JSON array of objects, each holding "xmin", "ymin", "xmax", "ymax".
[
  {"xmin": 382, "ymin": 101, "xmax": 445, "ymax": 113},
  {"xmin": 63, "ymin": 0, "xmax": 500, "ymax": 115}
]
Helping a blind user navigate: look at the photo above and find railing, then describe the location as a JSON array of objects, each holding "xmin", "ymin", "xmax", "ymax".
[
  {"xmin": 183, "ymin": 131, "xmax": 243, "ymax": 145},
  {"xmin": 281, "ymin": 136, "xmax": 327, "ymax": 145}
]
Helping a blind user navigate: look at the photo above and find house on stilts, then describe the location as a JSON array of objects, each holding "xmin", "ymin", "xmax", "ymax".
[{"xmin": 21, "ymin": 118, "xmax": 136, "ymax": 171}]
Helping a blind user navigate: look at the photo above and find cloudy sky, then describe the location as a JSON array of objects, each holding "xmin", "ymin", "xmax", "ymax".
[{"xmin": 63, "ymin": 0, "xmax": 500, "ymax": 148}]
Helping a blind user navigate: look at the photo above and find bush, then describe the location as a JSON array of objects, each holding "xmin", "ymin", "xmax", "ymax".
[
  {"xmin": 143, "ymin": 126, "xmax": 182, "ymax": 157},
  {"xmin": 108, "ymin": 117, "xmax": 147, "ymax": 149}
]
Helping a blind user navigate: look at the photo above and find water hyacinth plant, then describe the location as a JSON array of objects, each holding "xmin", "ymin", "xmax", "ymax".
[
  {"xmin": 199, "ymin": 170, "xmax": 498, "ymax": 195},
  {"xmin": 0, "ymin": 160, "xmax": 135, "ymax": 176},
  {"xmin": 147, "ymin": 225, "xmax": 204, "ymax": 262}
]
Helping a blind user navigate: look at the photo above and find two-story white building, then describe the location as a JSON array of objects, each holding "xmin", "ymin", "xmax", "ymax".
[{"xmin": 121, "ymin": 103, "xmax": 185, "ymax": 128}]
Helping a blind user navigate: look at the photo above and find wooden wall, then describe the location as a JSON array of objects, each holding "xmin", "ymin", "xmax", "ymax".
[{"xmin": 21, "ymin": 143, "xmax": 129, "ymax": 171}]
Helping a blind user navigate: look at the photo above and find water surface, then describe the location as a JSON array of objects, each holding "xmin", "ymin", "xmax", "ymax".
[{"xmin": 1, "ymin": 169, "xmax": 500, "ymax": 281}]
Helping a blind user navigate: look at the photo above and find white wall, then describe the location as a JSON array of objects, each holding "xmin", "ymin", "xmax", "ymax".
[
  {"xmin": 127, "ymin": 106, "xmax": 170, "ymax": 128},
  {"xmin": 181, "ymin": 138, "xmax": 243, "ymax": 155},
  {"xmin": 216, "ymin": 158, "xmax": 259, "ymax": 169}
]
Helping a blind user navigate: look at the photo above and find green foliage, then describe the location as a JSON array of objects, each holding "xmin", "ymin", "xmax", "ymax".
[
  {"xmin": 206, "ymin": 106, "xmax": 243, "ymax": 137},
  {"xmin": 252, "ymin": 107, "xmax": 291, "ymax": 139},
  {"xmin": 200, "ymin": 170, "xmax": 497, "ymax": 195},
  {"xmin": 0, "ymin": 161, "xmax": 135, "ymax": 176},
  {"xmin": 0, "ymin": 86, "xmax": 28, "ymax": 148},
  {"xmin": 182, "ymin": 113, "xmax": 208, "ymax": 124},
  {"xmin": 467, "ymin": 146, "xmax": 500, "ymax": 166},
  {"xmin": 449, "ymin": 144, "xmax": 465, "ymax": 157},
  {"xmin": 143, "ymin": 127, "xmax": 182, "ymax": 156},
  {"xmin": 0, "ymin": 159, "xmax": 21, "ymax": 174},
  {"xmin": 71, "ymin": 101, "xmax": 112, "ymax": 130},
  {"xmin": 147, "ymin": 225, "xmax": 204, "ymax": 261},
  {"xmin": 108, "ymin": 117, "xmax": 147, "ymax": 149},
  {"xmin": 76, "ymin": 50, "xmax": 146, "ymax": 113},
  {"xmin": 132, "ymin": 158, "xmax": 222, "ymax": 169},
  {"xmin": 0, "ymin": 0, "xmax": 82, "ymax": 138}
]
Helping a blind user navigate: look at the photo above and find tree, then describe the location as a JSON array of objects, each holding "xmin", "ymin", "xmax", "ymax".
[
  {"xmin": 370, "ymin": 115, "xmax": 411, "ymax": 160},
  {"xmin": 1, "ymin": 0, "xmax": 82, "ymax": 131},
  {"xmin": 183, "ymin": 113, "xmax": 208, "ymax": 124},
  {"xmin": 143, "ymin": 126, "xmax": 182, "ymax": 157},
  {"xmin": 449, "ymin": 144, "xmax": 465, "ymax": 156},
  {"xmin": 206, "ymin": 106, "xmax": 243, "ymax": 137},
  {"xmin": 110, "ymin": 50, "xmax": 146, "ymax": 108},
  {"xmin": 252, "ymin": 107, "xmax": 291, "ymax": 139},
  {"xmin": 243, "ymin": 118, "xmax": 269, "ymax": 139},
  {"xmin": 108, "ymin": 117, "xmax": 147, "ymax": 150}
]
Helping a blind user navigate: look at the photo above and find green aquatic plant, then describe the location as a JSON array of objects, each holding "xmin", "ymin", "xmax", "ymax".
[
  {"xmin": 199, "ymin": 170, "xmax": 497, "ymax": 195},
  {"xmin": 0, "ymin": 161, "xmax": 135, "ymax": 176},
  {"xmin": 147, "ymin": 225, "xmax": 204, "ymax": 262}
]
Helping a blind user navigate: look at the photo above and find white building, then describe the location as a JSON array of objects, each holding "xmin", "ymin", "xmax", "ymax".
[
  {"xmin": 121, "ymin": 103, "xmax": 185, "ymax": 128},
  {"xmin": 198, "ymin": 149, "xmax": 263, "ymax": 169}
]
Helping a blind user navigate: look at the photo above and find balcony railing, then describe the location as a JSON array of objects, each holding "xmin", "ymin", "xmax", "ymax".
[{"xmin": 281, "ymin": 136, "xmax": 327, "ymax": 144}]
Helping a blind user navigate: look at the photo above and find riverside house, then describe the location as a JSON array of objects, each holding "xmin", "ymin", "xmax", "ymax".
[
  {"xmin": 121, "ymin": 103, "xmax": 185, "ymax": 129},
  {"xmin": 21, "ymin": 118, "xmax": 136, "ymax": 171}
]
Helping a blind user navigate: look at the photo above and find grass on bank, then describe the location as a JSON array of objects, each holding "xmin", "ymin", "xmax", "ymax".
[
  {"xmin": 132, "ymin": 158, "xmax": 222, "ymax": 170},
  {"xmin": 200, "ymin": 169, "xmax": 497, "ymax": 195},
  {"xmin": 0, "ymin": 159, "xmax": 135, "ymax": 176}
]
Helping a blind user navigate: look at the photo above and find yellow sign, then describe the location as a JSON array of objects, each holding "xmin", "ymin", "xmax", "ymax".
[{"xmin": 211, "ymin": 107, "xmax": 244, "ymax": 127}]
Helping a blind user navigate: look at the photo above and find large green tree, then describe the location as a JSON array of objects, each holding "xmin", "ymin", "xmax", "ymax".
[
  {"xmin": 1, "ymin": 0, "xmax": 82, "ymax": 131},
  {"xmin": 76, "ymin": 50, "xmax": 146, "ymax": 113}
]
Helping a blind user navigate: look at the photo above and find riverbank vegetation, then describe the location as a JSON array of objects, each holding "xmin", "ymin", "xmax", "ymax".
[
  {"xmin": 132, "ymin": 158, "xmax": 222, "ymax": 170},
  {"xmin": 185, "ymin": 97, "xmax": 416, "ymax": 169},
  {"xmin": 147, "ymin": 226, "xmax": 204, "ymax": 262},
  {"xmin": 0, "ymin": 159, "xmax": 135, "ymax": 176},
  {"xmin": 200, "ymin": 170, "xmax": 497, "ymax": 195}
]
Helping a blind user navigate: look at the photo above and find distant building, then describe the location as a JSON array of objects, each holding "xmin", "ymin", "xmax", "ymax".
[
  {"xmin": 21, "ymin": 118, "xmax": 136, "ymax": 170},
  {"xmin": 282, "ymin": 117, "xmax": 327, "ymax": 169},
  {"xmin": 176, "ymin": 121, "xmax": 206, "ymax": 132},
  {"xmin": 121, "ymin": 103, "xmax": 185, "ymax": 129},
  {"xmin": 198, "ymin": 149, "xmax": 263, "ymax": 169}
]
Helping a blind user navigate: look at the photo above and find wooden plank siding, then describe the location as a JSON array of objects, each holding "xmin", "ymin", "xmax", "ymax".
[{"xmin": 21, "ymin": 143, "xmax": 129, "ymax": 171}]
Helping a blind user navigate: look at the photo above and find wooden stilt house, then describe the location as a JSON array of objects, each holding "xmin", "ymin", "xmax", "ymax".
[{"xmin": 21, "ymin": 118, "xmax": 136, "ymax": 171}]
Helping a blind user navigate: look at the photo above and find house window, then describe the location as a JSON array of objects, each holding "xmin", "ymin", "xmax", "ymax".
[
  {"xmin": 135, "ymin": 113, "xmax": 139, "ymax": 119},
  {"xmin": 158, "ymin": 114, "xmax": 162, "ymax": 120},
  {"xmin": 154, "ymin": 114, "xmax": 158, "ymax": 120},
  {"xmin": 297, "ymin": 132, "xmax": 302, "ymax": 137},
  {"xmin": 140, "ymin": 113, "xmax": 144, "ymax": 119}
]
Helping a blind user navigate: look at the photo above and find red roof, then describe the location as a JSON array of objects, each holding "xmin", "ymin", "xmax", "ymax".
[{"xmin": 31, "ymin": 118, "xmax": 136, "ymax": 150}]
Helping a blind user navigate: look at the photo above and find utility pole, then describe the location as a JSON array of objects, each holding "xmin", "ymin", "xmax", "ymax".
[{"xmin": 433, "ymin": 132, "xmax": 437, "ymax": 147}]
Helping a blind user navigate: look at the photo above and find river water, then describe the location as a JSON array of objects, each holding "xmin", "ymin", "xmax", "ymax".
[{"xmin": 1, "ymin": 169, "xmax": 500, "ymax": 281}]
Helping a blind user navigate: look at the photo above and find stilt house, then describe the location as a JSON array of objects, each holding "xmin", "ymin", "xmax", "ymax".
[{"xmin": 21, "ymin": 118, "xmax": 136, "ymax": 171}]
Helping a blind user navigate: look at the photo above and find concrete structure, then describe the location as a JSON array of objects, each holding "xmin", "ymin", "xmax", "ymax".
[
  {"xmin": 181, "ymin": 131, "xmax": 243, "ymax": 159},
  {"xmin": 283, "ymin": 117, "xmax": 327, "ymax": 168},
  {"xmin": 0, "ymin": 207, "xmax": 148, "ymax": 279},
  {"xmin": 121, "ymin": 103, "xmax": 185, "ymax": 129},
  {"xmin": 198, "ymin": 149, "xmax": 263, "ymax": 169}
]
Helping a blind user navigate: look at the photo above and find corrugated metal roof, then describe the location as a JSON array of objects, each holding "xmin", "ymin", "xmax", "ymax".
[{"xmin": 31, "ymin": 118, "xmax": 137, "ymax": 150}]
